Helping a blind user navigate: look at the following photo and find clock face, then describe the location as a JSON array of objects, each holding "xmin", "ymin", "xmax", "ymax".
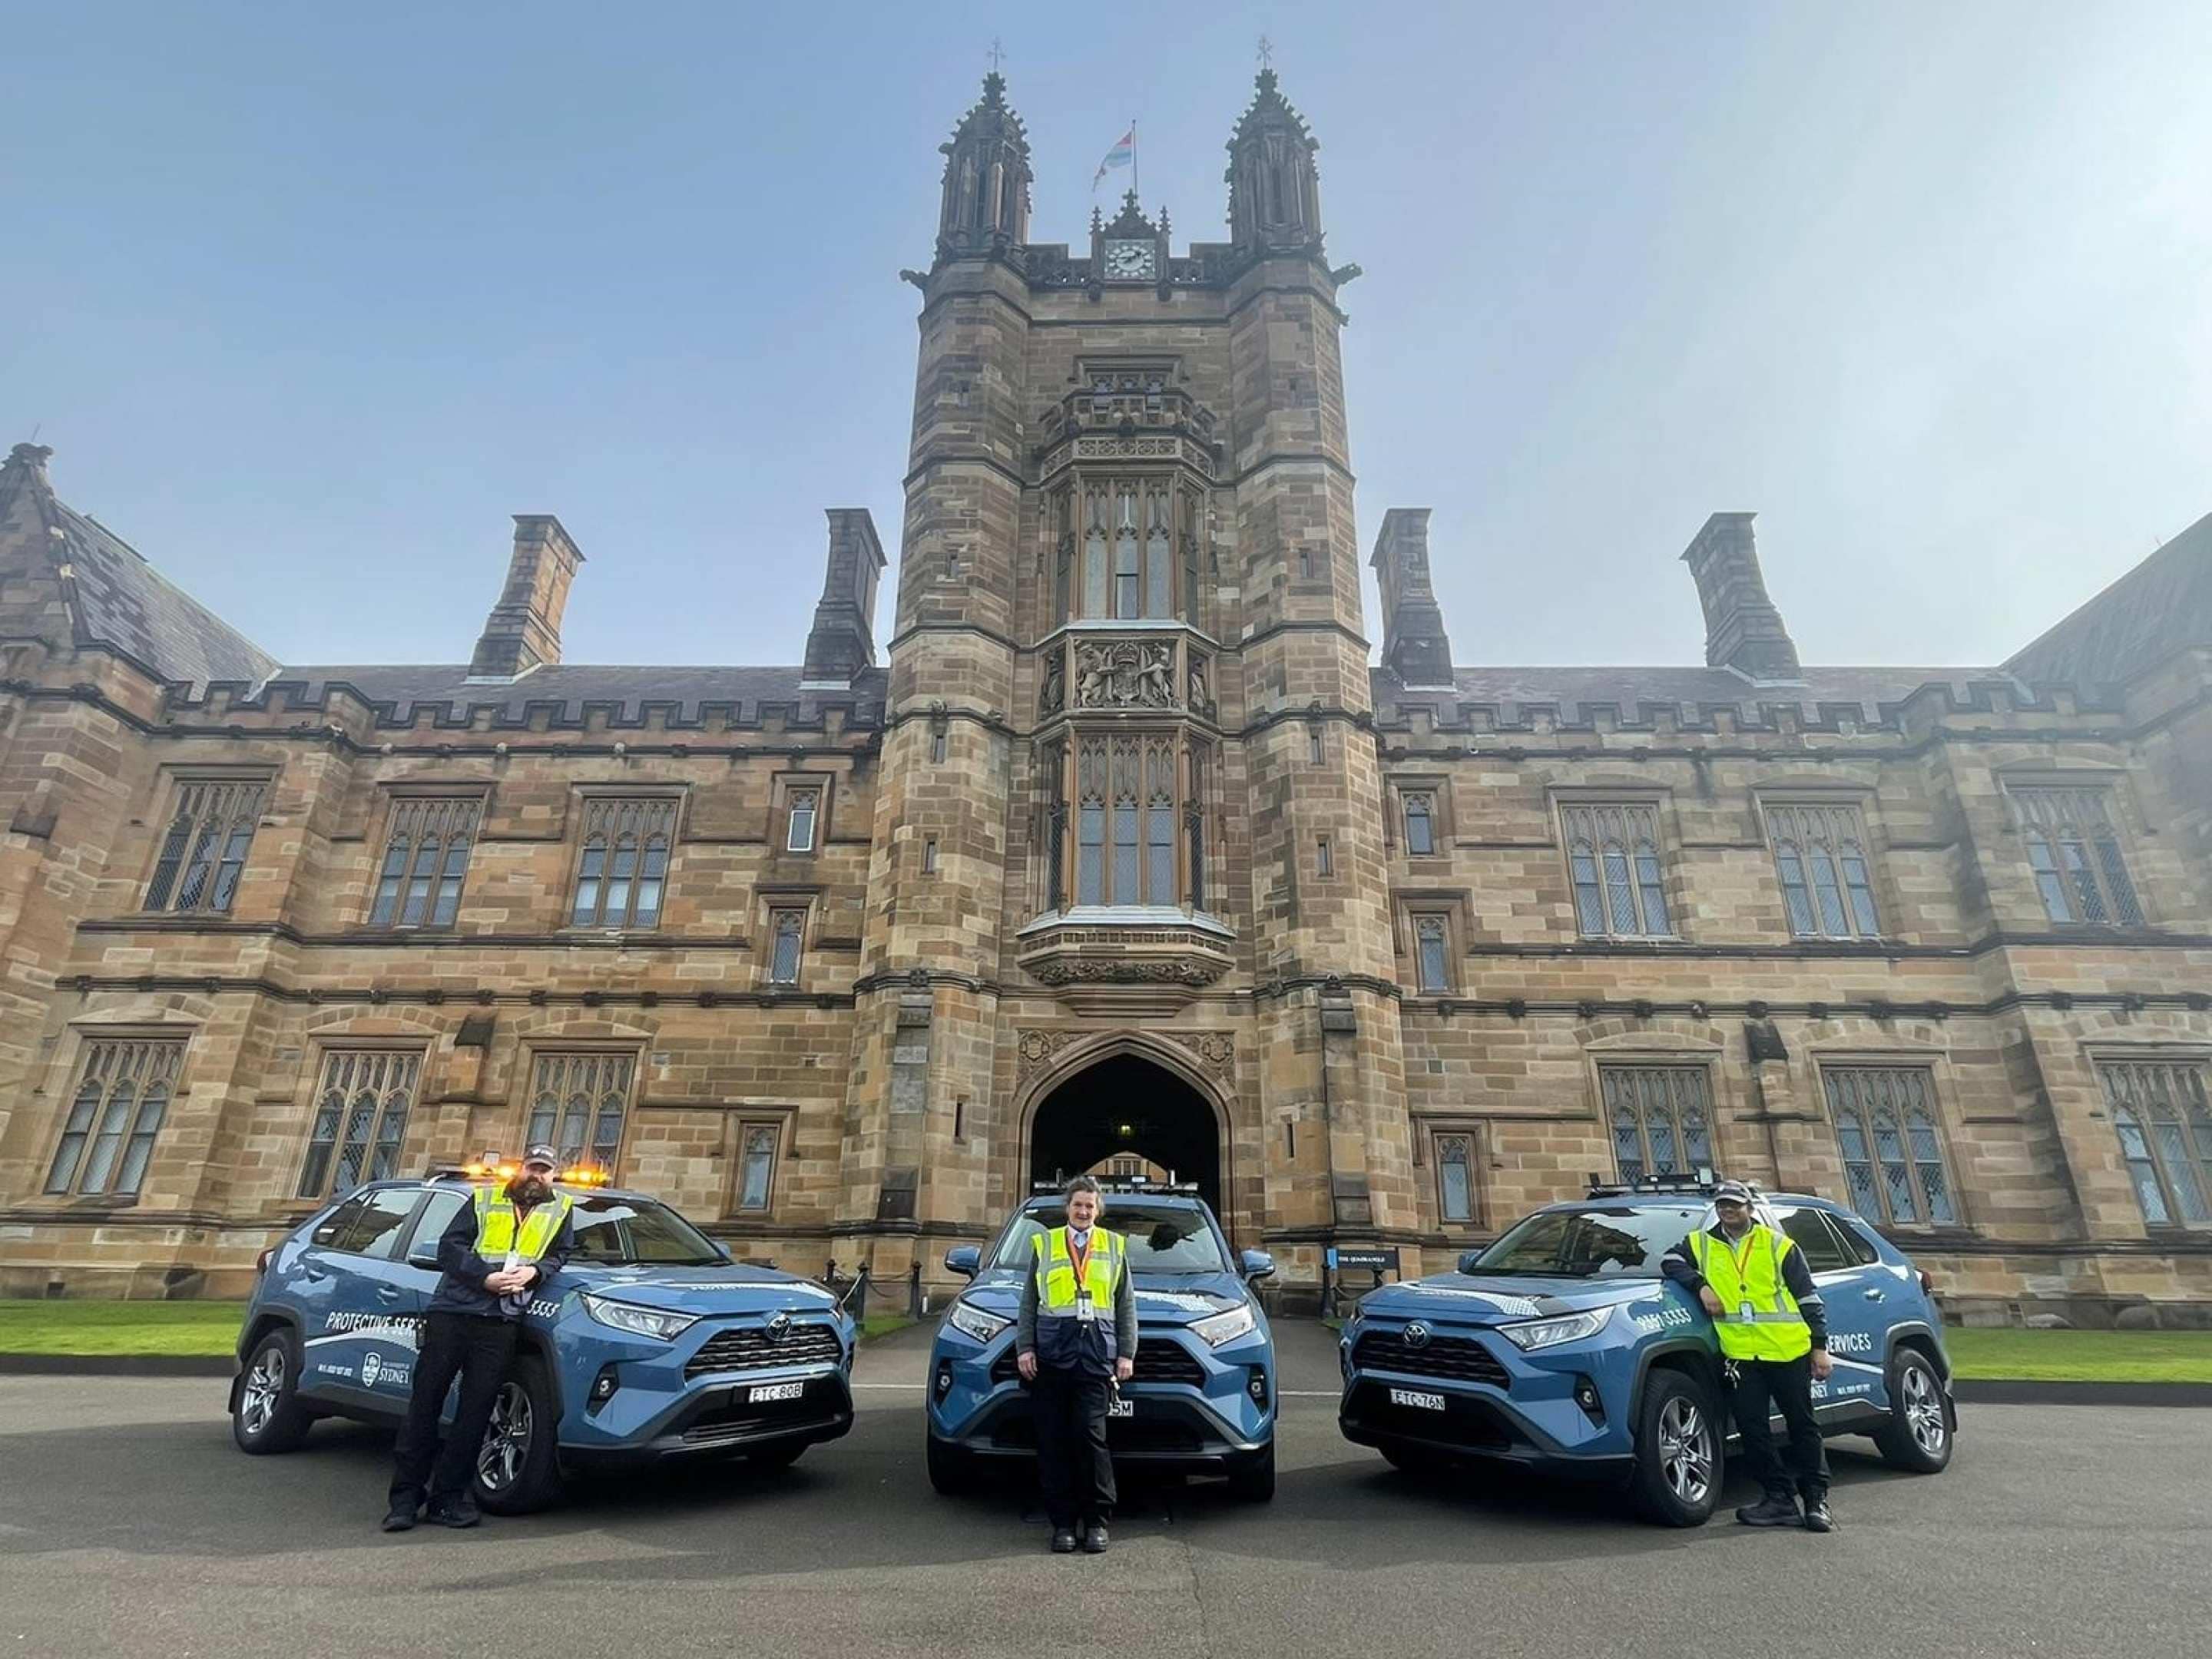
[{"xmin": 1102, "ymin": 240, "xmax": 1157, "ymax": 281}]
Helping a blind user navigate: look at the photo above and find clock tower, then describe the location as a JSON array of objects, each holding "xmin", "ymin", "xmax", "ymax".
[{"xmin": 841, "ymin": 67, "xmax": 1416, "ymax": 1285}]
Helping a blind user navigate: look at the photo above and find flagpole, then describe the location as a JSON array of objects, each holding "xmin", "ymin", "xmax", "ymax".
[{"xmin": 1131, "ymin": 121, "xmax": 1139, "ymax": 197}]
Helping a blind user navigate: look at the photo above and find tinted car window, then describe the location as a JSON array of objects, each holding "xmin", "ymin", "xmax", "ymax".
[
  {"xmin": 339, "ymin": 1188, "xmax": 422, "ymax": 1260},
  {"xmin": 565, "ymin": 1196, "xmax": 724, "ymax": 1266},
  {"xmin": 408, "ymin": 1187, "xmax": 470, "ymax": 1258},
  {"xmin": 1830, "ymin": 1214, "xmax": 1884, "ymax": 1267},
  {"xmin": 311, "ymin": 1195, "xmax": 369, "ymax": 1249},
  {"xmin": 1776, "ymin": 1207, "xmax": 1851, "ymax": 1273},
  {"xmin": 1470, "ymin": 1205, "xmax": 1704, "ymax": 1278},
  {"xmin": 991, "ymin": 1204, "xmax": 1228, "ymax": 1273}
]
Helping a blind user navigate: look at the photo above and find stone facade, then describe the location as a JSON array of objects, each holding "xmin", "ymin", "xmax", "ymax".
[{"xmin": 4, "ymin": 69, "xmax": 2211, "ymax": 1324}]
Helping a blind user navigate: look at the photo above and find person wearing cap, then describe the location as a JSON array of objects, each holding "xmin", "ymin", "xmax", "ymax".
[
  {"xmin": 1015, "ymin": 1174, "xmax": 1137, "ymax": 1555},
  {"xmin": 382, "ymin": 1144, "xmax": 575, "ymax": 1532},
  {"xmin": 1661, "ymin": 1179, "xmax": 1835, "ymax": 1532}
]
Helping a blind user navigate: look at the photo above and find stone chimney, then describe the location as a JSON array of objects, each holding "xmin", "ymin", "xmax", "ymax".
[
  {"xmin": 469, "ymin": 515, "xmax": 584, "ymax": 679},
  {"xmin": 801, "ymin": 508, "xmax": 886, "ymax": 686},
  {"xmin": 1369, "ymin": 508, "xmax": 1455, "ymax": 687},
  {"xmin": 1681, "ymin": 512, "xmax": 1800, "ymax": 680}
]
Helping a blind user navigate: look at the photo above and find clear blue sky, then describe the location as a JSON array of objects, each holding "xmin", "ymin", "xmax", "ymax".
[{"xmin": 8, "ymin": 2, "xmax": 2209, "ymax": 672}]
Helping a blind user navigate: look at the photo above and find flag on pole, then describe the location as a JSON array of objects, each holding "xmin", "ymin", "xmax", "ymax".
[{"xmin": 1092, "ymin": 124, "xmax": 1135, "ymax": 191}]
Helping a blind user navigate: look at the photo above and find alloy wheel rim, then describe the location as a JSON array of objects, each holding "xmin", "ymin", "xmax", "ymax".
[
  {"xmin": 1902, "ymin": 1363, "xmax": 1945, "ymax": 1455},
  {"xmin": 478, "ymin": 1382, "xmax": 531, "ymax": 1491},
  {"xmin": 1657, "ymin": 1396, "xmax": 1714, "ymax": 1504},
  {"xmin": 241, "ymin": 1346, "xmax": 284, "ymax": 1436}
]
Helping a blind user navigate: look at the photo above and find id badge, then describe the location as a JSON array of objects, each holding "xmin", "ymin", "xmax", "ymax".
[
  {"xmin": 1076, "ymin": 1292, "xmax": 1098, "ymax": 1325},
  {"xmin": 1738, "ymin": 1301, "xmax": 1754, "ymax": 1323}
]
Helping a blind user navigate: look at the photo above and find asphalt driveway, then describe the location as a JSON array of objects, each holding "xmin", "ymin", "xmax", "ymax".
[{"xmin": 1, "ymin": 1319, "xmax": 2204, "ymax": 1658}]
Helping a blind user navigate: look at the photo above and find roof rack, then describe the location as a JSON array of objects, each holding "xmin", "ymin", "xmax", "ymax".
[
  {"xmin": 1027, "ymin": 1178, "xmax": 1202, "ymax": 1197},
  {"xmin": 1584, "ymin": 1168, "xmax": 1732, "ymax": 1200}
]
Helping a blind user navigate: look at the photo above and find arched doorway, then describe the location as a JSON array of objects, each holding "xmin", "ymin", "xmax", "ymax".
[{"xmin": 1028, "ymin": 1053, "xmax": 1224, "ymax": 1212}]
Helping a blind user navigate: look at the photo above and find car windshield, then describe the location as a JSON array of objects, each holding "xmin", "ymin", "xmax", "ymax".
[
  {"xmin": 1469, "ymin": 1205, "xmax": 1704, "ymax": 1279},
  {"xmin": 564, "ymin": 1195, "xmax": 726, "ymax": 1267},
  {"xmin": 990, "ymin": 1202, "xmax": 1227, "ymax": 1273}
]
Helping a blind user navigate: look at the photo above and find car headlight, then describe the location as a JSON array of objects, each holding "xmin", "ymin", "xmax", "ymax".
[
  {"xmin": 947, "ymin": 1299, "xmax": 1012, "ymax": 1344},
  {"xmin": 581, "ymin": 1293, "xmax": 700, "ymax": 1343},
  {"xmin": 1498, "ymin": 1305, "xmax": 1614, "ymax": 1351},
  {"xmin": 1190, "ymin": 1303, "xmax": 1258, "ymax": 1349}
]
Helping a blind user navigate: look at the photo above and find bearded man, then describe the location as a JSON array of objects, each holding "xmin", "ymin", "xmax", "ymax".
[{"xmin": 382, "ymin": 1145, "xmax": 575, "ymax": 1532}]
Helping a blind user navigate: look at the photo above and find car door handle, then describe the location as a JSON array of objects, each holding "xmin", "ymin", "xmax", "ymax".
[
  {"xmin": 1863, "ymin": 1288, "xmax": 1886, "ymax": 1302},
  {"xmin": 376, "ymin": 1284, "xmax": 404, "ymax": 1304}
]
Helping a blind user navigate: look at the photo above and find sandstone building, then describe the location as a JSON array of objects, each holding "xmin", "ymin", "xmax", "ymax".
[{"xmin": 4, "ymin": 71, "xmax": 2211, "ymax": 1323}]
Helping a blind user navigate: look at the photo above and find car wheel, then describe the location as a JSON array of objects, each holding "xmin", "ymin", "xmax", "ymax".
[
  {"xmin": 926, "ymin": 1433, "xmax": 976, "ymax": 1496},
  {"xmin": 473, "ymin": 1356, "xmax": 563, "ymax": 1515},
  {"xmin": 1630, "ymin": 1369, "xmax": 1720, "ymax": 1527},
  {"xmin": 1872, "ymin": 1346, "xmax": 1952, "ymax": 1474},
  {"xmin": 232, "ymin": 1328, "xmax": 313, "ymax": 1455},
  {"xmin": 1227, "ymin": 1442, "xmax": 1276, "ymax": 1502}
]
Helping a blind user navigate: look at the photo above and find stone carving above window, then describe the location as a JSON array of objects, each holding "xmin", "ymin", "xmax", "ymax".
[{"xmin": 1075, "ymin": 639, "xmax": 1177, "ymax": 709}]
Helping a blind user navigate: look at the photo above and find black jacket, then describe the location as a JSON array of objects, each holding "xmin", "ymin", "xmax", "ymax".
[
  {"xmin": 1661, "ymin": 1223, "xmax": 1827, "ymax": 1352},
  {"xmin": 425, "ymin": 1194, "xmax": 574, "ymax": 1319}
]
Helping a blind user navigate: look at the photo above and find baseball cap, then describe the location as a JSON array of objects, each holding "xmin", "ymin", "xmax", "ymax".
[
  {"xmin": 521, "ymin": 1144, "xmax": 561, "ymax": 1170},
  {"xmin": 1713, "ymin": 1179, "xmax": 1754, "ymax": 1206}
]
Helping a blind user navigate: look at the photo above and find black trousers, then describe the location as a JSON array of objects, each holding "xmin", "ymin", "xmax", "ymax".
[
  {"xmin": 389, "ymin": 1311, "xmax": 518, "ymax": 1508},
  {"xmin": 1032, "ymin": 1366, "xmax": 1116, "ymax": 1529},
  {"xmin": 1727, "ymin": 1352, "xmax": 1829, "ymax": 1502}
]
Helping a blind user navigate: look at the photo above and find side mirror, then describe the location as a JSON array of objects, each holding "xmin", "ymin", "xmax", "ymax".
[
  {"xmin": 713, "ymin": 1241, "xmax": 734, "ymax": 1265},
  {"xmin": 943, "ymin": 1245, "xmax": 982, "ymax": 1279},
  {"xmin": 1239, "ymin": 1249, "xmax": 1276, "ymax": 1282},
  {"xmin": 406, "ymin": 1241, "xmax": 440, "ymax": 1270},
  {"xmin": 1457, "ymin": 1250, "xmax": 1484, "ymax": 1276}
]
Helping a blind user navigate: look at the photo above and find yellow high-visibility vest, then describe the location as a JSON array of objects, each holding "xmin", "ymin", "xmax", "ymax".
[
  {"xmin": 1689, "ymin": 1224, "xmax": 1810, "ymax": 1362},
  {"xmin": 1031, "ymin": 1225, "xmax": 1124, "ymax": 1313},
  {"xmin": 472, "ymin": 1187, "xmax": 572, "ymax": 1263}
]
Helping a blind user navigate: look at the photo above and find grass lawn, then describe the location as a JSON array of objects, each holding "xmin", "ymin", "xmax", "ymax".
[
  {"xmin": 0, "ymin": 1299, "xmax": 246, "ymax": 1357},
  {"xmin": 859, "ymin": 1313, "xmax": 916, "ymax": 1341},
  {"xmin": 1943, "ymin": 1326, "xmax": 2212, "ymax": 1383}
]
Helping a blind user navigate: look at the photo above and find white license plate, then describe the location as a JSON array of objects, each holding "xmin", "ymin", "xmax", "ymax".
[
  {"xmin": 748, "ymin": 1381, "xmax": 806, "ymax": 1404},
  {"xmin": 1107, "ymin": 1397, "xmax": 1134, "ymax": 1418},
  {"xmin": 1389, "ymin": 1387, "xmax": 1446, "ymax": 1412}
]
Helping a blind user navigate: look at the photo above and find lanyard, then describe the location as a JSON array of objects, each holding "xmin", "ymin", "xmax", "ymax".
[{"xmin": 1068, "ymin": 1233, "xmax": 1092, "ymax": 1285}]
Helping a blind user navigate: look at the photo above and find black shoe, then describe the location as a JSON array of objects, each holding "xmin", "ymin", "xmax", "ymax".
[
  {"xmin": 1051, "ymin": 1528, "xmax": 1078, "ymax": 1555},
  {"xmin": 425, "ymin": 1495, "xmax": 481, "ymax": 1528},
  {"xmin": 379, "ymin": 1502, "xmax": 419, "ymax": 1534},
  {"xmin": 1802, "ymin": 1498, "xmax": 1834, "ymax": 1533},
  {"xmin": 1082, "ymin": 1525, "xmax": 1110, "ymax": 1555},
  {"xmin": 1735, "ymin": 1494, "xmax": 1802, "ymax": 1528}
]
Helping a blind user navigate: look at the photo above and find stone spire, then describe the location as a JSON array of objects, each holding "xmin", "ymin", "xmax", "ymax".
[
  {"xmin": 935, "ymin": 71, "xmax": 1032, "ymax": 261},
  {"xmin": 801, "ymin": 508, "xmax": 886, "ymax": 686},
  {"xmin": 1681, "ymin": 512, "xmax": 1802, "ymax": 680},
  {"xmin": 1224, "ymin": 68, "xmax": 1324, "ymax": 258}
]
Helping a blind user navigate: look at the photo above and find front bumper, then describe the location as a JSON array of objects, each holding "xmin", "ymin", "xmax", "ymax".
[
  {"xmin": 928, "ymin": 1323, "xmax": 1274, "ymax": 1469},
  {"xmin": 1336, "ymin": 1317, "xmax": 1637, "ymax": 1469},
  {"xmin": 555, "ymin": 1310, "xmax": 856, "ymax": 1466}
]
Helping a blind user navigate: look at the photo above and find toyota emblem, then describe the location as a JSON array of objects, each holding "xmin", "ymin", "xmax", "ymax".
[
  {"xmin": 766, "ymin": 1311, "xmax": 792, "ymax": 1343},
  {"xmin": 1402, "ymin": 1321, "xmax": 1432, "ymax": 1350}
]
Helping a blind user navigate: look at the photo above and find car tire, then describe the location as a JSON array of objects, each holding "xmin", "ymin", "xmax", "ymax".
[
  {"xmin": 1226, "ymin": 1442, "xmax": 1276, "ymax": 1502},
  {"xmin": 1872, "ymin": 1346, "xmax": 1953, "ymax": 1474},
  {"xmin": 473, "ymin": 1356, "xmax": 563, "ymax": 1515},
  {"xmin": 926, "ymin": 1433, "xmax": 976, "ymax": 1496},
  {"xmin": 231, "ymin": 1328, "xmax": 313, "ymax": 1455},
  {"xmin": 1629, "ymin": 1368, "xmax": 1721, "ymax": 1527}
]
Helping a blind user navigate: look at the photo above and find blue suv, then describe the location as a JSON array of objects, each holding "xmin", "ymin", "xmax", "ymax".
[
  {"xmin": 926, "ymin": 1187, "xmax": 1280, "ymax": 1501},
  {"xmin": 1338, "ymin": 1180, "xmax": 1955, "ymax": 1525},
  {"xmin": 229, "ymin": 1173, "xmax": 856, "ymax": 1511}
]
